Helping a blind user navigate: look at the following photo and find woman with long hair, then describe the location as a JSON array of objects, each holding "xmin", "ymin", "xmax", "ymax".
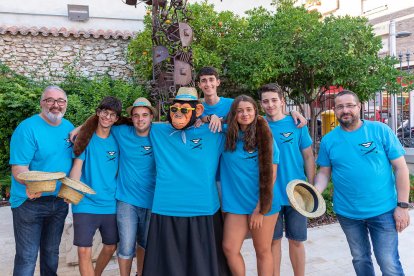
[{"xmin": 221, "ymin": 95, "xmax": 280, "ymax": 276}]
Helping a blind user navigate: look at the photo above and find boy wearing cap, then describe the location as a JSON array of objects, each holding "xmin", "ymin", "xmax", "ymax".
[
  {"xmin": 114, "ymin": 98, "xmax": 156, "ymax": 276},
  {"xmin": 69, "ymin": 96, "xmax": 121, "ymax": 276},
  {"xmin": 258, "ymin": 83, "xmax": 315, "ymax": 276}
]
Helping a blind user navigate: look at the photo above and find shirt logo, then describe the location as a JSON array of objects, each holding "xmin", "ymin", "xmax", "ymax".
[
  {"xmin": 280, "ymin": 132, "xmax": 294, "ymax": 144},
  {"xmin": 106, "ymin": 151, "xmax": 117, "ymax": 162},
  {"xmin": 190, "ymin": 138, "xmax": 203, "ymax": 150},
  {"xmin": 64, "ymin": 137, "xmax": 73, "ymax": 149},
  {"xmin": 141, "ymin": 145, "xmax": 153, "ymax": 156},
  {"xmin": 359, "ymin": 141, "xmax": 377, "ymax": 155},
  {"xmin": 244, "ymin": 149, "xmax": 258, "ymax": 161}
]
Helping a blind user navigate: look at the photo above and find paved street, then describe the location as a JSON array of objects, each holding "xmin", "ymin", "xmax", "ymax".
[{"xmin": 0, "ymin": 206, "xmax": 413, "ymax": 275}]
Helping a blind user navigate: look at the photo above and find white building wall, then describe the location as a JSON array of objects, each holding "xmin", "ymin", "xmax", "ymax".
[{"xmin": 0, "ymin": 0, "xmax": 275, "ymax": 33}]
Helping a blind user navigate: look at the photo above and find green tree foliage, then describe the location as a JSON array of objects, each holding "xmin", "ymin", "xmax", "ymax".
[
  {"xmin": 128, "ymin": 1, "xmax": 413, "ymax": 140},
  {"xmin": 0, "ymin": 63, "xmax": 146, "ymax": 173},
  {"xmin": 227, "ymin": 3, "xmax": 414, "ymax": 139}
]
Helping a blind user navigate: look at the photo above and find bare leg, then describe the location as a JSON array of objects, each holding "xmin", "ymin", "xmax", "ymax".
[
  {"xmin": 78, "ymin": 247, "xmax": 94, "ymax": 276},
  {"xmin": 118, "ymin": 256, "xmax": 133, "ymax": 276},
  {"xmin": 136, "ymin": 246, "xmax": 145, "ymax": 276},
  {"xmin": 222, "ymin": 214, "xmax": 249, "ymax": 276},
  {"xmin": 271, "ymin": 239, "xmax": 282, "ymax": 276},
  {"xmin": 288, "ymin": 240, "xmax": 305, "ymax": 276},
  {"xmin": 95, "ymin": 244, "xmax": 117, "ymax": 276},
  {"xmin": 251, "ymin": 213, "xmax": 278, "ymax": 276}
]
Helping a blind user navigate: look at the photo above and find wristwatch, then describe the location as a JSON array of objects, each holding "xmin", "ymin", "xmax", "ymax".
[{"xmin": 397, "ymin": 202, "xmax": 410, "ymax": 208}]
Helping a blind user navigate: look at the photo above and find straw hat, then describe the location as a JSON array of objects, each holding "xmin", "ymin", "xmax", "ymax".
[
  {"xmin": 17, "ymin": 171, "xmax": 66, "ymax": 194},
  {"xmin": 286, "ymin": 179, "xmax": 326, "ymax": 218},
  {"xmin": 174, "ymin": 87, "xmax": 199, "ymax": 101},
  {"xmin": 126, "ymin": 97, "xmax": 157, "ymax": 117},
  {"xmin": 57, "ymin": 177, "xmax": 95, "ymax": 205}
]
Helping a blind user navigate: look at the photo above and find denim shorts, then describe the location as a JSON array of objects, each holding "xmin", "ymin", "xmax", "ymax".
[
  {"xmin": 273, "ymin": 205, "xmax": 307, "ymax": 241},
  {"xmin": 73, "ymin": 213, "xmax": 118, "ymax": 247},
  {"xmin": 117, "ymin": 201, "xmax": 151, "ymax": 259}
]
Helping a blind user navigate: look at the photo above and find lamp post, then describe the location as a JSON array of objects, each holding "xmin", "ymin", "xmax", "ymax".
[{"xmin": 389, "ymin": 20, "xmax": 412, "ymax": 132}]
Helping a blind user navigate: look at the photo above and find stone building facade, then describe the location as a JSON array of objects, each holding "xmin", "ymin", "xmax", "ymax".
[{"xmin": 0, "ymin": 26, "xmax": 136, "ymax": 81}]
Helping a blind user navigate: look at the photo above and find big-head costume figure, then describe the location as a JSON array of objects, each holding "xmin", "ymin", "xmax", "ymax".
[{"xmin": 143, "ymin": 87, "xmax": 230, "ymax": 276}]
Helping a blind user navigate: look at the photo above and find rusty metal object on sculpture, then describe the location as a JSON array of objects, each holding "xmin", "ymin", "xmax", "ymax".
[{"xmin": 124, "ymin": 0, "xmax": 195, "ymax": 116}]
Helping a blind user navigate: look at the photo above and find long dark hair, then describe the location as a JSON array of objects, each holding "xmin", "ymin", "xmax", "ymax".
[{"xmin": 225, "ymin": 95, "xmax": 258, "ymax": 152}]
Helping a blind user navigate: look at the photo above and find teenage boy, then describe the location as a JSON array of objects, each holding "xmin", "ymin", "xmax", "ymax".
[
  {"xmin": 259, "ymin": 83, "xmax": 315, "ymax": 276},
  {"xmin": 115, "ymin": 98, "xmax": 156, "ymax": 276},
  {"xmin": 70, "ymin": 96, "xmax": 122, "ymax": 276},
  {"xmin": 197, "ymin": 66, "xmax": 233, "ymax": 133}
]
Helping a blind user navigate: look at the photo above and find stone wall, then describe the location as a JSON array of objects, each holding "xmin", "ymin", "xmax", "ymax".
[{"xmin": 0, "ymin": 33, "xmax": 134, "ymax": 81}]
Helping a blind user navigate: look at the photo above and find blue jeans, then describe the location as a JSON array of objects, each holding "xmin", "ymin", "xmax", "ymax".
[
  {"xmin": 273, "ymin": 205, "xmax": 307, "ymax": 241},
  {"xmin": 116, "ymin": 201, "xmax": 151, "ymax": 259},
  {"xmin": 12, "ymin": 196, "xmax": 68, "ymax": 276},
  {"xmin": 337, "ymin": 209, "xmax": 404, "ymax": 276}
]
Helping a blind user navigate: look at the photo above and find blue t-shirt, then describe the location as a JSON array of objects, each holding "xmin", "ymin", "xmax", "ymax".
[
  {"xmin": 268, "ymin": 116, "xmax": 313, "ymax": 205},
  {"xmin": 150, "ymin": 123, "xmax": 224, "ymax": 217},
  {"xmin": 9, "ymin": 115, "xmax": 74, "ymax": 208},
  {"xmin": 202, "ymin": 97, "xmax": 234, "ymax": 120},
  {"xmin": 112, "ymin": 125, "xmax": 155, "ymax": 209},
  {"xmin": 220, "ymin": 134, "xmax": 280, "ymax": 215},
  {"xmin": 72, "ymin": 133, "xmax": 119, "ymax": 214},
  {"xmin": 317, "ymin": 120, "xmax": 405, "ymax": 219}
]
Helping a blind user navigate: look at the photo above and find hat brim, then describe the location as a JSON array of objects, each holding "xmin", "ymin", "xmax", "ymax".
[
  {"xmin": 18, "ymin": 171, "xmax": 66, "ymax": 181},
  {"xmin": 59, "ymin": 177, "xmax": 95, "ymax": 194},
  {"xmin": 286, "ymin": 179, "xmax": 326, "ymax": 218}
]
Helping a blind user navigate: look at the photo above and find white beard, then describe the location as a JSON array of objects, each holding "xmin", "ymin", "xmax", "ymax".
[{"xmin": 42, "ymin": 107, "xmax": 65, "ymax": 123}]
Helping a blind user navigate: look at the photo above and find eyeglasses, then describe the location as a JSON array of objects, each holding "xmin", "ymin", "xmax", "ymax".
[
  {"xmin": 170, "ymin": 106, "xmax": 195, "ymax": 114},
  {"xmin": 43, "ymin": 98, "xmax": 67, "ymax": 106},
  {"xmin": 334, "ymin": 104, "xmax": 358, "ymax": 111},
  {"xmin": 99, "ymin": 110, "xmax": 118, "ymax": 119}
]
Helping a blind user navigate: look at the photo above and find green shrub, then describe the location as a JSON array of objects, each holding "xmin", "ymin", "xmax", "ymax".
[{"xmin": 0, "ymin": 63, "xmax": 148, "ymax": 173}]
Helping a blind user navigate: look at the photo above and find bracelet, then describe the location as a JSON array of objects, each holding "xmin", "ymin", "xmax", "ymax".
[{"xmin": 206, "ymin": 115, "xmax": 211, "ymax": 122}]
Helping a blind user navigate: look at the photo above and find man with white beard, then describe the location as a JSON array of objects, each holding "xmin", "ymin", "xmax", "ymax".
[{"xmin": 9, "ymin": 85, "xmax": 74, "ymax": 276}]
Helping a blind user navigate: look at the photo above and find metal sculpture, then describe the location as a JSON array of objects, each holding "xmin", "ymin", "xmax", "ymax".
[{"xmin": 124, "ymin": 0, "xmax": 194, "ymax": 116}]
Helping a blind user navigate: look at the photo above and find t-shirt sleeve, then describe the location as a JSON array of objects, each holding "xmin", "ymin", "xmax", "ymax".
[
  {"xmin": 383, "ymin": 124, "xmax": 405, "ymax": 160},
  {"xmin": 299, "ymin": 126, "xmax": 313, "ymax": 150},
  {"xmin": 272, "ymin": 139, "xmax": 280, "ymax": 164},
  {"xmin": 316, "ymin": 139, "xmax": 331, "ymax": 167},
  {"xmin": 9, "ymin": 122, "xmax": 36, "ymax": 166}
]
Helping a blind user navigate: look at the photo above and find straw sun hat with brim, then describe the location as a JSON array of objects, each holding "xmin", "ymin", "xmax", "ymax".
[
  {"xmin": 126, "ymin": 97, "xmax": 157, "ymax": 117},
  {"xmin": 17, "ymin": 171, "xmax": 66, "ymax": 194},
  {"xmin": 286, "ymin": 179, "xmax": 326, "ymax": 218},
  {"xmin": 58, "ymin": 177, "xmax": 96, "ymax": 205}
]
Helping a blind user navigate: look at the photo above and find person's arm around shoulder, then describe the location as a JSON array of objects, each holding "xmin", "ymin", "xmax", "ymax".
[
  {"xmin": 11, "ymin": 165, "xmax": 42, "ymax": 199},
  {"xmin": 391, "ymin": 156, "xmax": 410, "ymax": 232},
  {"xmin": 314, "ymin": 166, "xmax": 331, "ymax": 193},
  {"xmin": 289, "ymin": 110, "xmax": 307, "ymax": 128},
  {"xmin": 302, "ymin": 146, "xmax": 315, "ymax": 185}
]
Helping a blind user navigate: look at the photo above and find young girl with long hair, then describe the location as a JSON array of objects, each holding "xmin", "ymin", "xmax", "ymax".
[{"xmin": 221, "ymin": 95, "xmax": 280, "ymax": 276}]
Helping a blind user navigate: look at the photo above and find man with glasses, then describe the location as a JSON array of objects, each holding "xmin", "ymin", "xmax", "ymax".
[
  {"xmin": 69, "ymin": 96, "xmax": 122, "ymax": 276},
  {"xmin": 315, "ymin": 90, "xmax": 410, "ymax": 276},
  {"xmin": 9, "ymin": 85, "xmax": 74, "ymax": 275}
]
